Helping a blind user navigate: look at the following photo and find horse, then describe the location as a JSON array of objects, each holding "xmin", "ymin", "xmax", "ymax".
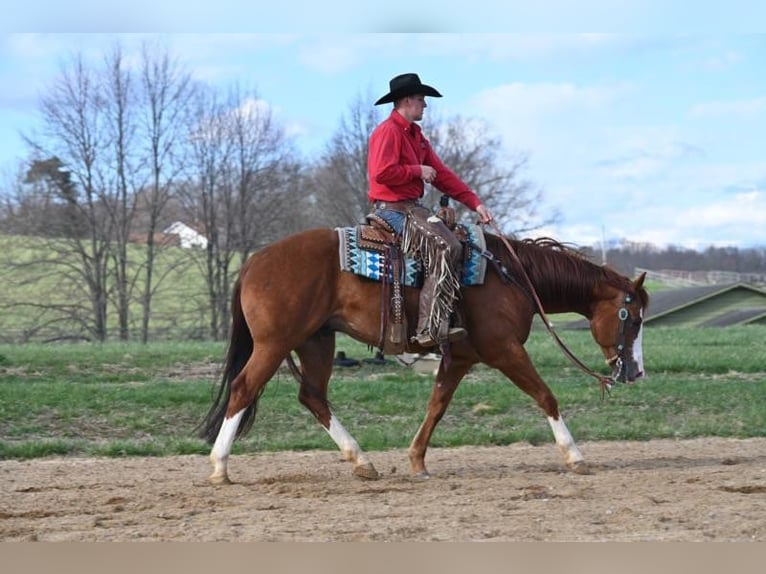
[{"xmin": 198, "ymin": 227, "xmax": 648, "ymax": 484}]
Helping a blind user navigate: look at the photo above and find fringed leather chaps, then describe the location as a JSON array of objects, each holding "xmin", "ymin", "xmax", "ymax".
[{"xmin": 402, "ymin": 206, "xmax": 463, "ymax": 343}]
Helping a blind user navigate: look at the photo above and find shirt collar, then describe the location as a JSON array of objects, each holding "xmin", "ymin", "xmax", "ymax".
[{"xmin": 389, "ymin": 109, "xmax": 421, "ymax": 135}]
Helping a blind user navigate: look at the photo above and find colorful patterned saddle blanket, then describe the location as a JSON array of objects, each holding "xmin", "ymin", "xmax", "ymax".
[{"xmin": 335, "ymin": 222, "xmax": 488, "ymax": 287}]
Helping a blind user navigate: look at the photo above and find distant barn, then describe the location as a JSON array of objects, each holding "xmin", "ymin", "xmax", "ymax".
[
  {"xmin": 162, "ymin": 221, "xmax": 208, "ymax": 249},
  {"xmin": 129, "ymin": 221, "xmax": 208, "ymax": 249},
  {"xmin": 565, "ymin": 283, "xmax": 766, "ymax": 329}
]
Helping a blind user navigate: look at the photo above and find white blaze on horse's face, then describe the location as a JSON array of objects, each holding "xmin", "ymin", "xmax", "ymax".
[{"xmin": 633, "ymin": 308, "xmax": 645, "ymax": 379}]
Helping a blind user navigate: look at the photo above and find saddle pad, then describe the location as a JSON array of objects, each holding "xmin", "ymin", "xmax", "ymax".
[{"xmin": 336, "ymin": 223, "xmax": 487, "ymax": 287}]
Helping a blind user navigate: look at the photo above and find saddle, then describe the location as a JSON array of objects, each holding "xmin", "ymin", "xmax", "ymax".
[{"xmin": 349, "ymin": 207, "xmax": 482, "ymax": 355}]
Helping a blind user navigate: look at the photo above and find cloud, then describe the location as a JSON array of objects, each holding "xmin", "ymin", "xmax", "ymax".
[
  {"xmin": 235, "ymin": 96, "xmax": 312, "ymax": 142},
  {"xmin": 480, "ymin": 82, "xmax": 625, "ymax": 111},
  {"xmin": 470, "ymin": 81, "xmax": 633, "ymax": 156},
  {"xmin": 683, "ymin": 190, "xmax": 766, "ymax": 228},
  {"xmin": 596, "ymin": 139, "xmax": 706, "ymax": 181},
  {"xmin": 538, "ymin": 150, "xmax": 766, "ymax": 249},
  {"xmin": 689, "ymin": 97, "xmax": 766, "ymax": 118},
  {"xmin": 600, "ymin": 189, "xmax": 766, "ymax": 249},
  {"xmin": 533, "ymin": 222, "xmax": 604, "ymax": 248},
  {"xmin": 415, "ymin": 33, "xmax": 620, "ymax": 61},
  {"xmin": 297, "ymin": 40, "xmax": 362, "ymax": 75},
  {"xmin": 3, "ymin": 34, "xmax": 61, "ymax": 59},
  {"xmin": 237, "ymin": 97, "xmax": 274, "ymax": 117},
  {"xmin": 281, "ymin": 34, "xmax": 629, "ymax": 76},
  {"xmin": 703, "ymin": 50, "xmax": 744, "ymax": 71},
  {"xmin": 465, "ymin": 69, "xmax": 765, "ymax": 250},
  {"xmin": 4, "ymin": 33, "xmax": 151, "ymax": 62}
]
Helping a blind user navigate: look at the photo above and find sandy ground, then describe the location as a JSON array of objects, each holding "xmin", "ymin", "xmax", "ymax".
[{"xmin": 1, "ymin": 437, "xmax": 764, "ymax": 542}]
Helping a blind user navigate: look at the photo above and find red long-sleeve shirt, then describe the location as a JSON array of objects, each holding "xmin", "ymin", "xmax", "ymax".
[{"xmin": 367, "ymin": 110, "xmax": 482, "ymax": 211}]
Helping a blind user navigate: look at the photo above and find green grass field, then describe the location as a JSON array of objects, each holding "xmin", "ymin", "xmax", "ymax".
[{"xmin": 1, "ymin": 326, "xmax": 763, "ymax": 459}]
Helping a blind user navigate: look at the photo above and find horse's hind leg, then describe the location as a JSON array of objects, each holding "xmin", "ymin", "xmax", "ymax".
[
  {"xmin": 294, "ymin": 332, "xmax": 379, "ymax": 479},
  {"xmin": 209, "ymin": 348, "xmax": 284, "ymax": 485}
]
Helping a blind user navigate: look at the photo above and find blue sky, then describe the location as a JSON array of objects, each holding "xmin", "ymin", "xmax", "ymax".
[{"xmin": 1, "ymin": 24, "xmax": 765, "ymax": 249}]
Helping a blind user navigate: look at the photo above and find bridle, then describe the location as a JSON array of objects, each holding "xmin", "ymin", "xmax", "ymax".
[{"xmin": 604, "ymin": 292, "xmax": 640, "ymax": 383}]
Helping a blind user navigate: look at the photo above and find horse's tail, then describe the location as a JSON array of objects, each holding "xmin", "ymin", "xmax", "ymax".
[{"xmin": 197, "ymin": 274, "xmax": 256, "ymax": 444}]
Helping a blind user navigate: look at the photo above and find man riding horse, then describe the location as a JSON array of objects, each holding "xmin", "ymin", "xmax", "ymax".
[{"xmin": 368, "ymin": 73, "xmax": 495, "ymax": 348}]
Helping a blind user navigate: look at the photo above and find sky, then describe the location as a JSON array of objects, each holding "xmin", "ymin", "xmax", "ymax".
[{"xmin": 1, "ymin": 4, "xmax": 765, "ymax": 251}]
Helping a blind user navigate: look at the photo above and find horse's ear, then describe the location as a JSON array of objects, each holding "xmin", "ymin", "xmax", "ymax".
[{"xmin": 633, "ymin": 272, "xmax": 646, "ymax": 289}]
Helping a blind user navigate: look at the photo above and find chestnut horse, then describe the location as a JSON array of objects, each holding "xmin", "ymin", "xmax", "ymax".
[{"xmin": 199, "ymin": 228, "xmax": 648, "ymax": 484}]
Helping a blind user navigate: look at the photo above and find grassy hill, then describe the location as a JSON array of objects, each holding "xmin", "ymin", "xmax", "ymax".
[{"xmin": 0, "ymin": 234, "xmax": 213, "ymax": 343}]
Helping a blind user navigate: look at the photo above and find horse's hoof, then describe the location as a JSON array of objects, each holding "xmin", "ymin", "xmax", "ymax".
[
  {"xmin": 568, "ymin": 460, "xmax": 591, "ymax": 475},
  {"xmin": 208, "ymin": 474, "xmax": 232, "ymax": 485},
  {"xmin": 410, "ymin": 471, "xmax": 431, "ymax": 481},
  {"xmin": 353, "ymin": 463, "xmax": 380, "ymax": 480}
]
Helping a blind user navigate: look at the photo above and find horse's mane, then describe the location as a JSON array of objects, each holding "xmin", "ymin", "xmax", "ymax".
[{"xmin": 482, "ymin": 234, "xmax": 649, "ymax": 307}]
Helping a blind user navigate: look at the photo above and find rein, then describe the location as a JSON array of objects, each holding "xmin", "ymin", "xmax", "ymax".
[{"xmin": 483, "ymin": 221, "xmax": 616, "ymax": 398}]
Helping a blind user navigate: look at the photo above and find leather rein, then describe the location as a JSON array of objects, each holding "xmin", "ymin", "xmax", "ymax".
[{"xmin": 483, "ymin": 220, "xmax": 617, "ymax": 398}]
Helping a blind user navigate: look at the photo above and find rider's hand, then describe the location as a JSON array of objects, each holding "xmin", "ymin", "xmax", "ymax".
[
  {"xmin": 476, "ymin": 204, "xmax": 494, "ymax": 224},
  {"xmin": 420, "ymin": 165, "xmax": 437, "ymax": 183}
]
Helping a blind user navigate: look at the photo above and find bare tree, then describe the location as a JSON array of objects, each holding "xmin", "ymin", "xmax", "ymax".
[
  {"xmin": 311, "ymin": 89, "xmax": 382, "ymax": 227},
  {"xmin": 178, "ymin": 83, "xmax": 306, "ymax": 340},
  {"xmin": 225, "ymin": 83, "xmax": 304, "ymax": 262},
  {"xmin": 23, "ymin": 54, "xmax": 113, "ymax": 341},
  {"xmin": 134, "ymin": 41, "xmax": 195, "ymax": 343},
  {"xmin": 177, "ymin": 85, "xmax": 232, "ymax": 340},
  {"xmin": 101, "ymin": 43, "xmax": 139, "ymax": 341}
]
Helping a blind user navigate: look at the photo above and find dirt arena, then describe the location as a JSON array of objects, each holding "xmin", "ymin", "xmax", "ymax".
[{"xmin": 1, "ymin": 437, "xmax": 764, "ymax": 542}]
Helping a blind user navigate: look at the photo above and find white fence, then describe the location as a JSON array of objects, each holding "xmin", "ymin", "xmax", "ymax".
[{"xmin": 635, "ymin": 267, "xmax": 766, "ymax": 287}]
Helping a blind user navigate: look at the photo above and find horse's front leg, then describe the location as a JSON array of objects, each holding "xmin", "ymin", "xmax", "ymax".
[
  {"xmin": 492, "ymin": 343, "xmax": 589, "ymax": 474},
  {"xmin": 546, "ymin": 414, "xmax": 588, "ymax": 474},
  {"xmin": 408, "ymin": 356, "xmax": 473, "ymax": 478}
]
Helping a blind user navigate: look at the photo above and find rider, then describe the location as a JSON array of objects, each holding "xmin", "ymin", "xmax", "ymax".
[{"xmin": 368, "ymin": 73, "xmax": 494, "ymax": 348}]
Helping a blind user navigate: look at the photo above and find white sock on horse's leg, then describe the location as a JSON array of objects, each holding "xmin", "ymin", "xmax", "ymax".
[
  {"xmin": 209, "ymin": 409, "xmax": 245, "ymax": 483},
  {"xmin": 547, "ymin": 415, "xmax": 585, "ymax": 468},
  {"xmin": 325, "ymin": 413, "xmax": 370, "ymax": 466},
  {"xmin": 324, "ymin": 412, "xmax": 379, "ymax": 478}
]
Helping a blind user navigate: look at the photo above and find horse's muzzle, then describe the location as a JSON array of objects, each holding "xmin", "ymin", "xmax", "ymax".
[{"xmin": 611, "ymin": 357, "xmax": 644, "ymax": 384}]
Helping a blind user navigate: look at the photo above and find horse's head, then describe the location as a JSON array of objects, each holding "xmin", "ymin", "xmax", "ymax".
[{"xmin": 589, "ymin": 272, "xmax": 648, "ymax": 384}]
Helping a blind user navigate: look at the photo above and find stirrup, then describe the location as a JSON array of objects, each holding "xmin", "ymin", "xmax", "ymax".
[
  {"xmin": 445, "ymin": 327, "xmax": 467, "ymax": 342},
  {"xmin": 411, "ymin": 327, "xmax": 467, "ymax": 348}
]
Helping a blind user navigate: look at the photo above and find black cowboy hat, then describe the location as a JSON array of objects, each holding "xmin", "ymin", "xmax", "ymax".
[{"xmin": 374, "ymin": 73, "xmax": 443, "ymax": 105}]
